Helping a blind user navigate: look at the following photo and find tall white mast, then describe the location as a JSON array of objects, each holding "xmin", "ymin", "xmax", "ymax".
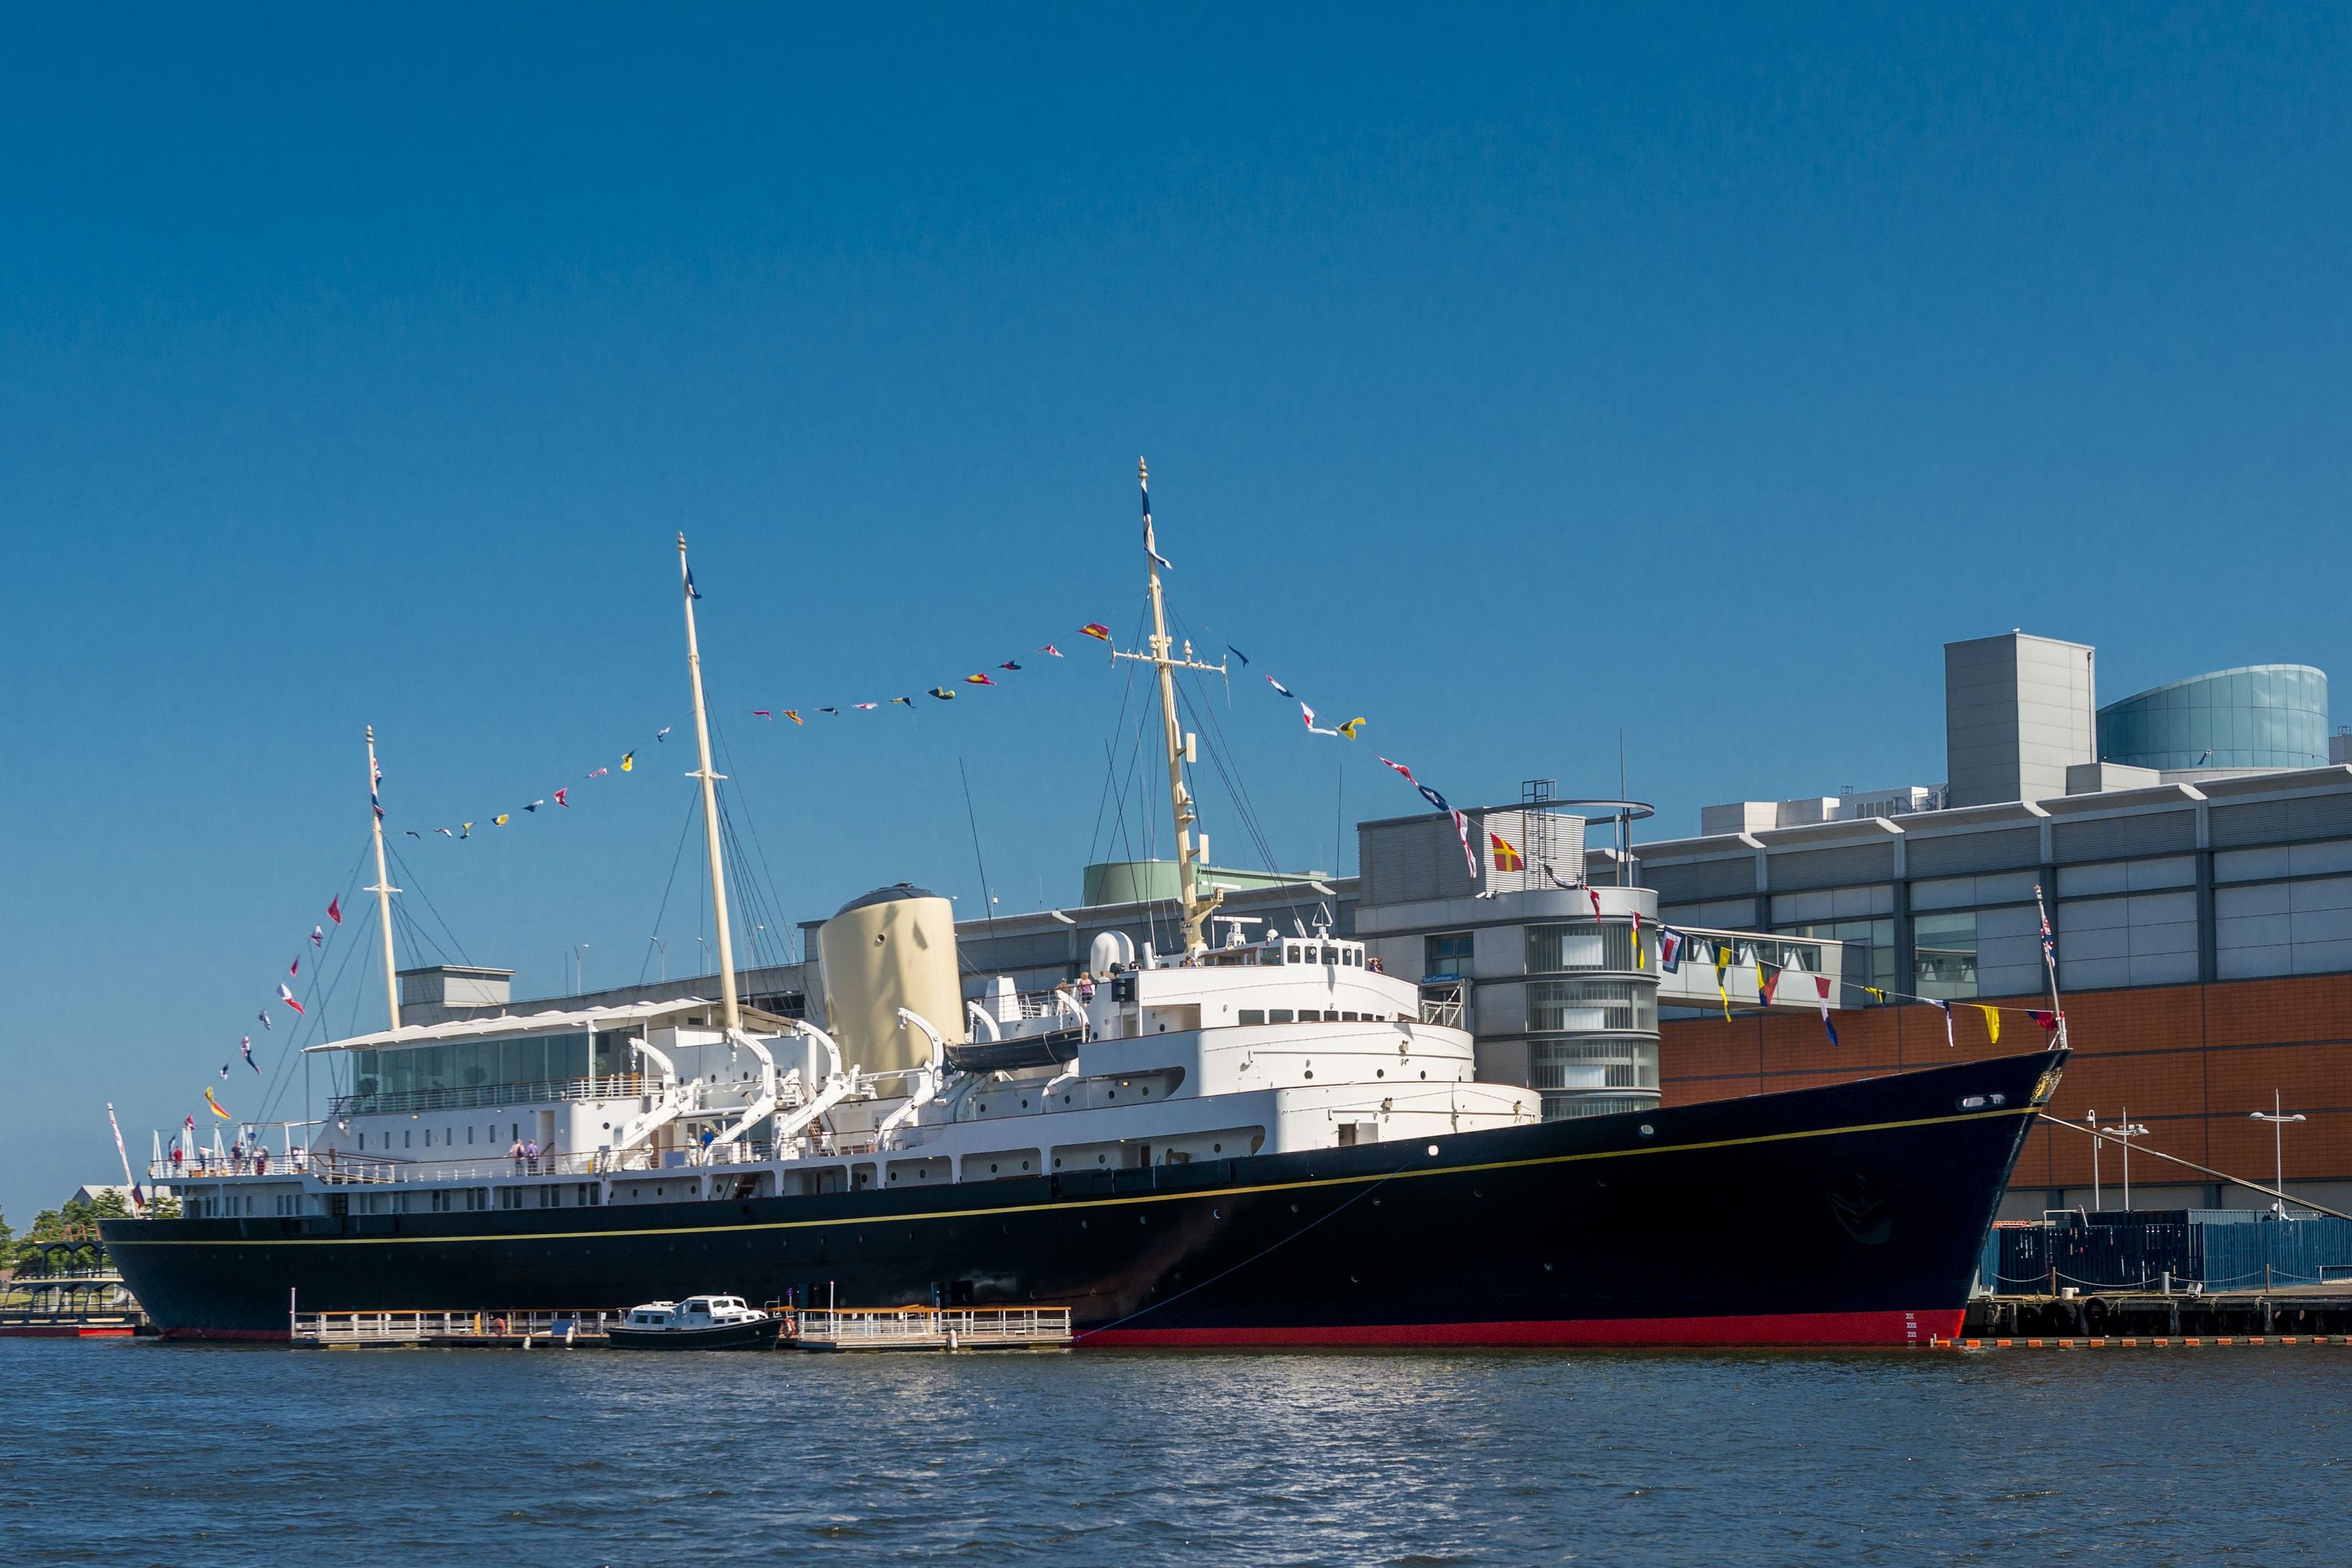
[
  {"xmin": 1111, "ymin": 458, "xmax": 1228, "ymax": 956},
  {"xmin": 679, "ymin": 534, "xmax": 741, "ymax": 1032},
  {"xmin": 364, "ymin": 725, "xmax": 401, "ymax": 1029}
]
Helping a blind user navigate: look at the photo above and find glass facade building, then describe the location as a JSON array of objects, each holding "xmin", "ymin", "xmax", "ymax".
[{"xmin": 2096, "ymin": 665, "xmax": 2328, "ymax": 772}]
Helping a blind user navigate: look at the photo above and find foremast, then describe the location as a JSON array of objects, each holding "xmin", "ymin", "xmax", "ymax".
[
  {"xmin": 364, "ymin": 725, "xmax": 401, "ymax": 1029},
  {"xmin": 1111, "ymin": 458, "xmax": 1228, "ymax": 957},
  {"xmin": 679, "ymin": 534, "xmax": 742, "ymax": 1032}
]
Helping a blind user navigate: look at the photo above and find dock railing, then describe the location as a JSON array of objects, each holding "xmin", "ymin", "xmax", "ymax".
[
  {"xmin": 796, "ymin": 1306, "xmax": 1073, "ymax": 1349},
  {"xmin": 293, "ymin": 1309, "xmax": 616, "ymax": 1344}
]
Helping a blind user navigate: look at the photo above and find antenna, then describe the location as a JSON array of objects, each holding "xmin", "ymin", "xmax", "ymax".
[
  {"xmin": 679, "ymin": 534, "xmax": 740, "ymax": 1033},
  {"xmin": 1108, "ymin": 458, "xmax": 1229, "ymax": 957},
  {"xmin": 364, "ymin": 725, "xmax": 401, "ymax": 1029}
]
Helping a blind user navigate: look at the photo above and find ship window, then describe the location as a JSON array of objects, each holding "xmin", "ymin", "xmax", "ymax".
[
  {"xmin": 467, "ymin": 1126, "xmax": 475, "ymax": 1145},
  {"xmin": 404, "ymin": 1130, "xmax": 412, "ymax": 1149},
  {"xmin": 1269, "ymin": 1009, "xmax": 1293, "ymax": 1023},
  {"xmin": 1322, "ymin": 946, "xmax": 1338, "ymax": 965},
  {"xmin": 1239, "ymin": 1010, "xmax": 1265, "ymax": 1025},
  {"xmin": 358, "ymin": 1133, "xmax": 365, "ymax": 1150}
]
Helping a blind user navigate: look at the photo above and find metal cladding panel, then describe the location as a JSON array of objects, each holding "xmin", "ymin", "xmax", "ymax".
[
  {"xmin": 2051, "ymin": 810, "xmax": 2197, "ymax": 864},
  {"xmin": 1904, "ymin": 828, "xmax": 2043, "ymax": 878},
  {"xmin": 1643, "ymin": 856, "xmax": 1755, "ymax": 905},
  {"xmin": 1359, "ymin": 815, "xmax": 1478, "ymax": 905},
  {"xmin": 1765, "ymin": 842, "xmax": 1896, "ymax": 892},
  {"xmin": 2210, "ymin": 792, "xmax": 2352, "ymax": 849}
]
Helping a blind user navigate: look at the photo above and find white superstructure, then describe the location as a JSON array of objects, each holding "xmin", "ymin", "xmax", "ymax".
[
  {"xmin": 155, "ymin": 470, "xmax": 1533, "ymax": 1222},
  {"xmin": 163, "ymin": 926, "xmax": 1534, "ymax": 1217}
]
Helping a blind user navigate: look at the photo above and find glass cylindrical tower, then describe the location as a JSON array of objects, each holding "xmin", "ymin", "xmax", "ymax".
[
  {"xmin": 2096, "ymin": 665, "xmax": 2328, "ymax": 772},
  {"xmin": 1521, "ymin": 891, "xmax": 1661, "ymax": 1120}
]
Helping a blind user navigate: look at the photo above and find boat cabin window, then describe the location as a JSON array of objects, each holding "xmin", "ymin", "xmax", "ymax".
[{"xmin": 1238, "ymin": 1009, "xmax": 1265, "ymax": 1025}]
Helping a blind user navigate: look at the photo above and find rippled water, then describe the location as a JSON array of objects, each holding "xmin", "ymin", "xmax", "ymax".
[{"xmin": 4, "ymin": 1340, "xmax": 2347, "ymax": 1565}]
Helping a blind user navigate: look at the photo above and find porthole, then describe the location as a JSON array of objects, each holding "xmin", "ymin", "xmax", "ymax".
[
  {"xmin": 1021, "ymin": 1099, "xmax": 1029, "ymax": 1108},
  {"xmin": 1290, "ymin": 1202, "xmax": 1300, "ymax": 1213},
  {"xmin": 1080, "ymin": 1220, "xmax": 1088, "ymax": 1229},
  {"xmin": 1053, "ymin": 1158, "xmax": 1063, "ymax": 1169},
  {"xmin": 1638, "ymin": 1124, "xmax": 1655, "ymax": 1138},
  {"xmin": 1212, "ymin": 1143, "xmax": 1222, "ymax": 1153},
  {"xmin": 1304, "ymin": 1071, "xmax": 1313, "ymax": 1079},
  {"xmin": 1426, "ymin": 1145, "xmax": 1440, "ymax": 1156},
  {"xmin": 989, "ymin": 1164, "xmax": 1000, "ymax": 1174},
  {"xmin": 1420, "ymin": 1071, "xmax": 1427, "ymax": 1079},
  {"xmin": 1376, "ymin": 1069, "xmax": 1384, "ymax": 1079}
]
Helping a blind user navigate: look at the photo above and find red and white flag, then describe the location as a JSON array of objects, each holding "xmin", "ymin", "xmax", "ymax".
[
  {"xmin": 327, "ymin": 896, "xmax": 343, "ymax": 927},
  {"xmin": 289, "ymin": 957, "xmax": 299, "ymax": 978},
  {"xmin": 554, "ymin": 788, "xmax": 569, "ymax": 808},
  {"xmin": 278, "ymin": 983, "xmax": 304, "ymax": 1016},
  {"xmin": 311, "ymin": 924, "xmax": 324, "ymax": 947}
]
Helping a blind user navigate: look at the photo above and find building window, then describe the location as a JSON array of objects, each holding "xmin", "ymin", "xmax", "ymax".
[
  {"xmin": 1778, "ymin": 918, "xmax": 1896, "ymax": 999},
  {"xmin": 1527, "ymin": 923, "xmax": 1642, "ymax": 973},
  {"xmin": 1914, "ymin": 911, "xmax": 1980, "ymax": 999},
  {"xmin": 1528, "ymin": 980, "xmax": 1657, "ymax": 1034},
  {"xmin": 1424, "ymin": 931, "xmax": 1474, "ymax": 980}
]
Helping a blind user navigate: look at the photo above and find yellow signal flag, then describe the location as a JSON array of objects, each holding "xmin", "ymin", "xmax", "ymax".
[
  {"xmin": 621, "ymin": 752, "xmax": 634, "ymax": 772},
  {"xmin": 494, "ymin": 814, "xmax": 510, "ymax": 826},
  {"xmin": 1977, "ymin": 1005, "xmax": 2000, "ymax": 1045}
]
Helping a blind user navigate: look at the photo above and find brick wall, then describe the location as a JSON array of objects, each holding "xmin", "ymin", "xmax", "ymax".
[{"xmin": 1659, "ymin": 974, "xmax": 2352, "ymax": 1188}]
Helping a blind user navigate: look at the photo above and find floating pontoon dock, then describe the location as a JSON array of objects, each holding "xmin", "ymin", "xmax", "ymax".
[
  {"xmin": 291, "ymin": 1309, "xmax": 616, "ymax": 1348},
  {"xmin": 794, "ymin": 1307, "xmax": 1074, "ymax": 1352}
]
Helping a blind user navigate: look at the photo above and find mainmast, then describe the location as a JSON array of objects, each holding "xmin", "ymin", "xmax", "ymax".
[
  {"xmin": 679, "ymin": 534, "xmax": 742, "ymax": 1032},
  {"xmin": 1111, "ymin": 458, "xmax": 1228, "ymax": 957},
  {"xmin": 364, "ymin": 725, "xmax": 401, "ymax": 1029}
]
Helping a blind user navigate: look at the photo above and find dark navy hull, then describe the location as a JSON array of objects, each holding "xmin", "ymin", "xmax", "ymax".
[
  {"xmin": 607, "ymin": 1318, "xmax": 783, "ymax": 1351},
  {"xmin": 105, "ymin": 1049, "xmax": 2064, "ymax": 1347}
]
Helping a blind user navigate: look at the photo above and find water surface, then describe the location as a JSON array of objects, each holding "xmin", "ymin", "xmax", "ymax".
[{"xmin": 5, "ymin": 1341, "xmax": 2344, "ymax": 1565}]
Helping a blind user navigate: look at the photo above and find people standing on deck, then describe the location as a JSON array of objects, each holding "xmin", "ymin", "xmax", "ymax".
[
  {"xmin": 510, "ymin": 1138, "xmax": 525, "ymax": 1172},
  {"xmin": 525, "ymin": 1138, "xmax": 539, "ymax": 1173}
]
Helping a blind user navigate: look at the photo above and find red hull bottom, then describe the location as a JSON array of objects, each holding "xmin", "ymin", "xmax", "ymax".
[
  {"xmin": 1083, "ymin": 1308, "xmax": 1965, "ymax": 1349},
  {"xmin": 0, "ymin": 1324, "xmax": 138, "ymax": 1339}
]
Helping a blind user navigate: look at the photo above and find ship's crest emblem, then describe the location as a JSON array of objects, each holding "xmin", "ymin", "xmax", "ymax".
[{"xmin": 1827, "ymin": 1172, "xmax": 1893, "ymax": 1246}]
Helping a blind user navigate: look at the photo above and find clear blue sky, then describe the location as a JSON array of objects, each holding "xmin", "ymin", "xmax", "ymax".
[{"xmin": 5, "ymin": 4, "xmax": 2349, "ymax": 1220}]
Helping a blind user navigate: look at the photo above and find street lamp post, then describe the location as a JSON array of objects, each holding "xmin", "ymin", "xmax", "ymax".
[
  {"xmin": 2250, "ymin": 1090, "xmax": 2308, "ymax": 1217},
  {"xmin": 2109, "ymin": 1108, "xmax": 2150, "ymax": 1211}
]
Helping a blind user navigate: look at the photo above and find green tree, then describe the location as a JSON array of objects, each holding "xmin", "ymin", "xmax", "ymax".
[
  {"xmin": 85, "ymin": 1190, "xmax": 131, "ymax": 1220},
  {"xmin": 0, "ymin": 1206, "xmax": 12, "ymax": 1249},
  {"xmin": 146, "ymin": 1193, "xmax": 181, "ymax": 1220}
]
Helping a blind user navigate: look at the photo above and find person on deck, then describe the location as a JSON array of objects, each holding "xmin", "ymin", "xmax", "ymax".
[{"xmin": 510, "ymin": 1138, "xmax": 526, "ymax": 1172}]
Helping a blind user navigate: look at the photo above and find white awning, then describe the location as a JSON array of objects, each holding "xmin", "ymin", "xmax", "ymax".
[{"xmin": 303, "ymin": 997, "xmax": 791, "ymax": 1053}]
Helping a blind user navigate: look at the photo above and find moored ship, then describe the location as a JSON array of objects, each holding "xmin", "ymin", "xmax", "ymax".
[{"xmin": 105, "ymin": 465, "xmax": 2066, "ymax": 1344}]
